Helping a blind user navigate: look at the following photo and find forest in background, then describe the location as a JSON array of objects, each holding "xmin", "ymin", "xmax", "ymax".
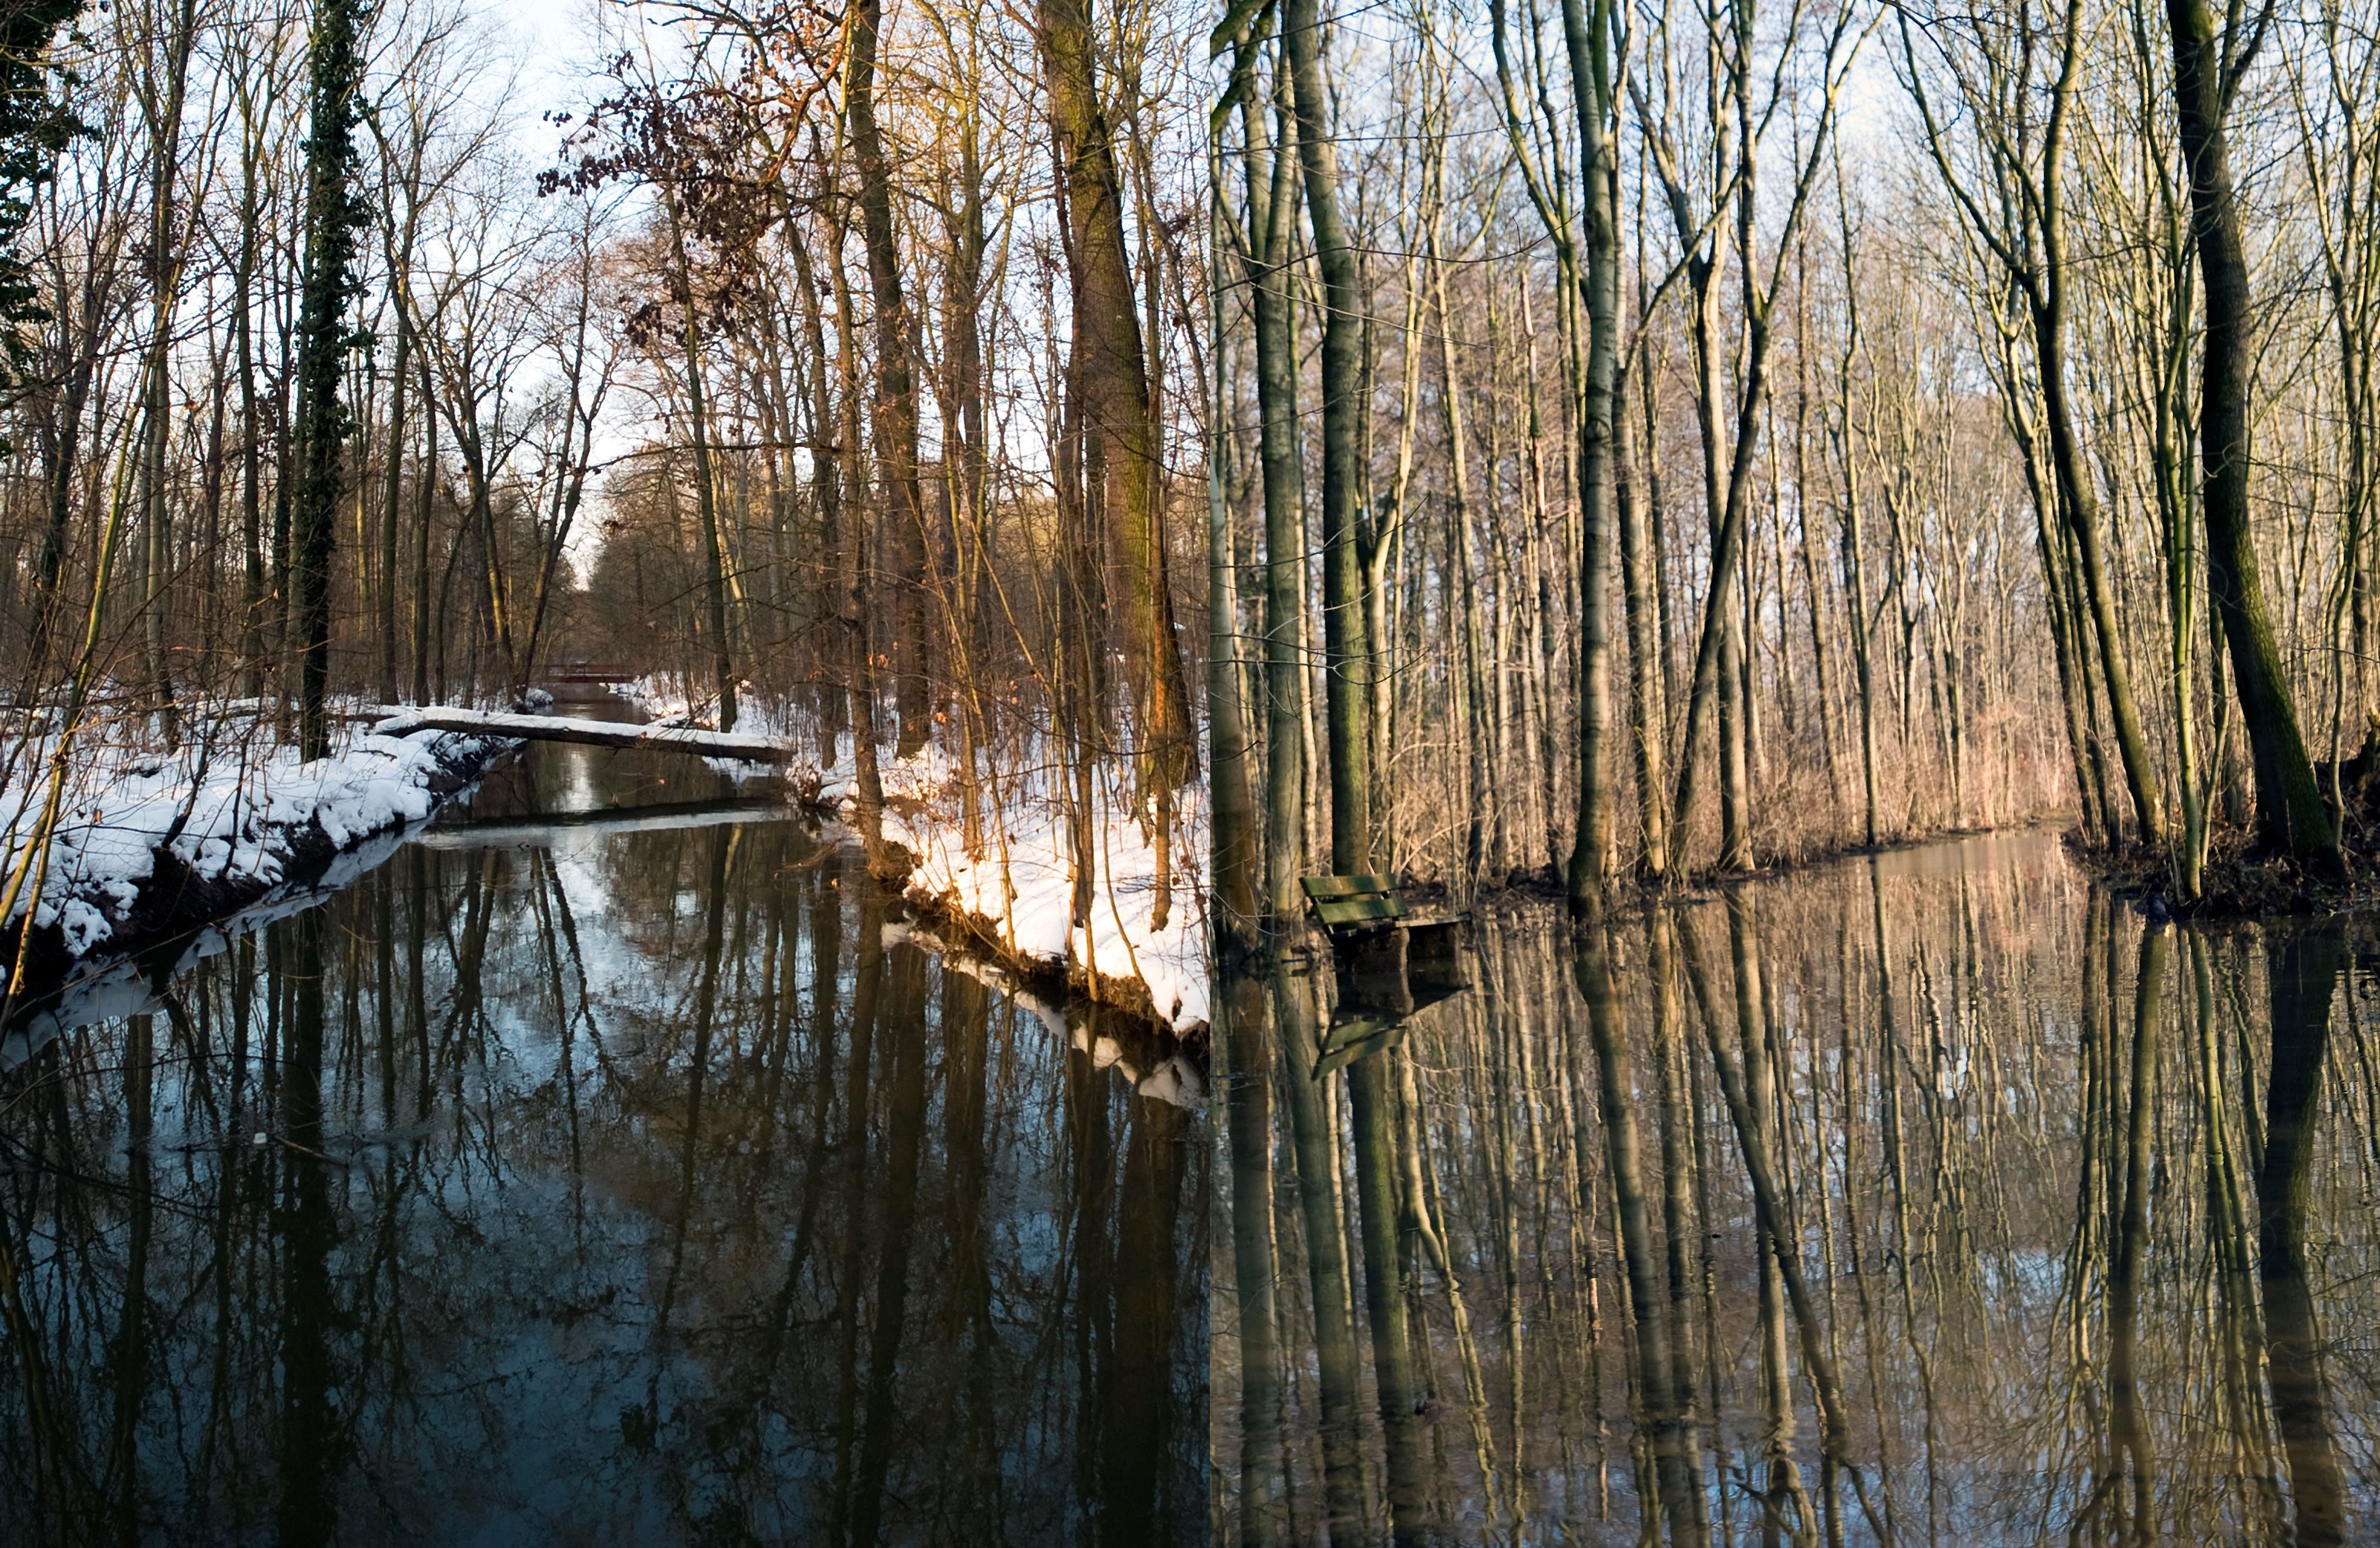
[
  {"xmin": 0, "ymin": 0, "xmax": 1212, "ymax": 964},
  {"xmin": 1208, "ymin": 0, "xmax": 2380, "ymax": 924}
]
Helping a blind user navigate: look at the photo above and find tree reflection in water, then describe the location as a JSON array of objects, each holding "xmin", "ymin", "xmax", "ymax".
[
  {"xmin": 1214, "ymin": 833, "xmax": 2375, "ymax": 1545},
  {"xmin": 0, "ymin": 808, "xmax": 1205, "ymax": 1545}
]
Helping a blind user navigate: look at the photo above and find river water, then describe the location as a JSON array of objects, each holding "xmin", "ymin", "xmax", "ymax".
[
  {"xmin": 1215, "ymin": 831, "xmax": 2378, "ymax": 1546},
  {"xmin": 0, "ymin": 715, "xmax": 1206, "ymax": 1544}
]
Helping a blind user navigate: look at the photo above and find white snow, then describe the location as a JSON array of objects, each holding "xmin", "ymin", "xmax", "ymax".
[
  {"xmin": 616, "ymin": 673, "xmax": 1209, "ymax": 1038},
  {"xmin": 8, "ymin": 679, "xmax": 1209, "ymax": 1043},
  {"xmin": 879, "ymin": 764, "xmax": 1209, "ymax": 1038},
  {"xmin": 885, "ymin": 917, "xmax": 1205, "ymax": 1108},
  {"xmin": 3, "ymin": 707, "xmax": 494, "ymax": 963}
]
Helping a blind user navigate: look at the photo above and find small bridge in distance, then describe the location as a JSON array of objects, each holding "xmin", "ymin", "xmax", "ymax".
[
  {"xmin": 541, "ymin": 661, "xmax": 638, "ymax": 686},
  {"xmin": 367, "ymin": 704, "xmax": 799, "ymax": 766}
]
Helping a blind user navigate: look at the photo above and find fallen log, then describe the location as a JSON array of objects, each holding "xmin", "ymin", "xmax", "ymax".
[{"xmin": 367, "ymin": 706, "xmax": 798, "ymax": 765}]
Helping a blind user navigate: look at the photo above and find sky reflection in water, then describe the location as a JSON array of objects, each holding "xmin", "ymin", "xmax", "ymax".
[{"xmin": 0, "ymin": 731, "xmax": 1206, "ymax": 1546}]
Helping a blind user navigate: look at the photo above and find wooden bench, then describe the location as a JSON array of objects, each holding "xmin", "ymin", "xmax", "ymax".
[
  {"xmin": 1315, "ymin": 1010, "xmax": 1407, "ymax": 1079},
  {"xmin": 1300, "ymin": 873, "xmax": 1411, "ymax": 939},
  {"xmin": 1301, "ymin": 873, "xmax": 1472, "ymax": 1049},
  {"xmin": 1300, "ymin": 874, "xmax": 1468, "ymax": 947}
]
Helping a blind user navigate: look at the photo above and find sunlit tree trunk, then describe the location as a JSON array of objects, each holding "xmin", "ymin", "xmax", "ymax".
[
  {"xmin": 1226, "ymin": 43, "xmax": 1309, "ymax": 922},
  {"xmin": 1039, "ymin": 0, "xmax": 1194, "ymax": 928},
  {"xmin": 1833, "ymin": 183, "xmax": 1883, "ymax": 847},
  {"xmin": 661, "ymin": 193, "xmax": 735, "ymax": 732},
  {"xmin": 1557, "ymin": 0, "xmax": 1621, "ymax": 910},
  {"xmin": 1617, "ymin": 353, "xmax": 1670, "ymax": 877},
  {"xmin": 847, "ymin": 0, "xmax": 932, "ymax": 756},
  {"xmin": 1209, "ymin": 150, "xmax": 1261, "ymax": 946},
  {"xmin": 1281, "ymin": 0, "xmax": 1374, "ymax": 872}
]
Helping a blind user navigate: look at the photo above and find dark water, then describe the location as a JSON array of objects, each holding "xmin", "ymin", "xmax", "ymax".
[
  {"xmin": 1214, "ymin": 832, "xmax": 2379, "ymax": 1545},
  {"xmin": 0, "ymin": 717, "xmax": 1206, "ymax": 1545}
]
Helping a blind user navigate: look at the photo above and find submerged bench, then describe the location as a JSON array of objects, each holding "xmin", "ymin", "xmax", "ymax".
[
  {"xmin": 1300, "ymin": 874, "xmax": 1472, "ymax": 1050},
  {"xmin": 1300, "ymin": 874, "xmax": 1468, "ymax": 944},
  {"xmin": 1299, "ymin": 873, "xmax": 1410, "ymax": 939}
]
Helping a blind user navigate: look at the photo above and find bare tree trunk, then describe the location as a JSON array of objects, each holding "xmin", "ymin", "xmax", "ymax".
[
  {"xmin": 2037, "ymin": 302, "xmax": 2163, "ymax": 846},
  {"xmin": 1433, "ymin": 233, "xmax": 1497, "ymax": 890},
  {"xmin": 1832, "ymin": 187, "xmax": 1884, "ymax": 849},
  {"xmin": 1616, "ymin": 355, "xmax": 1669, "ymax": 877},
  {"xmin": 1210, "ymin": 117, "xmax": 1261, "ymax": 947},
  {"xmin": 1039, "ymin": 0, "xmax": 1195, "ymax": 929},
  {"xmin": 411, "ymin": 348, "xmax": 434, "ymax": 706},
  {"xmin": 136, "ymin": 0, "xmax": 200, "ymax": 745},
  {"xmin": 1559, "ymin": 0, "xmax": 1622, "ymax": 911},
  {"xmin": 1229, "ymin": 40, "xmax": 1309, "ymax": 921},
  {"xmin": 1282, "ymin": 0, "xmax": 1374, "ymax": 873},
  {"xmin": 828, "ymin": 213, "xmax": 895, "ymax": 877},
  {"xmin": 2165, "ymin": 0, "xmax": 2339, "ymax": 867},
  {"xmin": 379, "ymin": 287, "xmax": 409, "ymax": 702},
  {"xmin": 848, "ymin": 0, "xmax": 932, "ymax": 756},
  {"xmin": 661, "ymin": 192, "xmax": 735, "ymax": 732}
]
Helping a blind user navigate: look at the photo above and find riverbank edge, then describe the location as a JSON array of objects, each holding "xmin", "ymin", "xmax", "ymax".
[
  {"xmin": 1388, "ymin": 815, "xmax": 2380, "ymax": 925},
  {"xmin": 2062, "ymin": 831, "xmax": 2380, "ymax": 920},
  {"xmin": 2, "ymin": 731, "xmax": 515, "ymax": 1019},
  {"xmin": 4, "ymin": 722, "xmax": 1205, "ymax": 1064},
  {"xmin": 1380, "ymin": 817, "xmax": 2063, "ymax": 922},
  {"xmin": 797, "ymin": 804, "xmax": 1207, "ymax": 1056},
  {"xmin": 602, "ymin": 679, "xmax": 1204, "ymax": 1043}
]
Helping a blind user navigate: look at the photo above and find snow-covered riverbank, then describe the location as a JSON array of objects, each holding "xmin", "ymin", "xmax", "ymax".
[
  {"xmin": 862, "ymin": 756, "xmax": 1208, "ymax": 1041},
  {"xmin": 4, "ymin": 685, "xmax": 1210, "ymax": 1045},
  {"xmin": 615, "ymin": 678, "xmax": 1209, "ymax": 1040},
  {"xmin": 2, "ymin": 714, "xmax": 509, "ymax": 1005}
]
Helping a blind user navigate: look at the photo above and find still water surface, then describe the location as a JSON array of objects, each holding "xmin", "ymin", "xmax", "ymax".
[
  {"xmin": 0, "ymin": 719, "xmax": 1206, "ymax": 1545},
  {"xmin": 1215, "ymin": 831, "xmax": 2378, "ymax": 1545}
]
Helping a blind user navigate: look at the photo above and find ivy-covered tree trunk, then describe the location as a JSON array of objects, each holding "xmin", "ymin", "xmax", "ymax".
[
  {"xmin": 289, "ymin": 0, "xmax": 364, "ymax": 759},
  {"xmin": 2165, "ymin": 0, "xmax": 2339, "ymax": 868}
]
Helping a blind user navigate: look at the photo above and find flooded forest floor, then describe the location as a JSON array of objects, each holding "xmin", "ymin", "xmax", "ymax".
[{"xmin": 1215, "ymin": 829, "xmax": 2378, "ymax": 1546}]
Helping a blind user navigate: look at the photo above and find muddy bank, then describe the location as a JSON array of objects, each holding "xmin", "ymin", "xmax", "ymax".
[
  {"xmin": 2071, "ymin": 832, "xmax": 2380, "ymax": 919},
  {"xmin": 1368, "ymin": 818, "xmax": 2060, "ymax": 924}
]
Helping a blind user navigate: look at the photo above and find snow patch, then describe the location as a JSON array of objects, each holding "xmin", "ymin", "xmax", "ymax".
[
  {"xmin": 611, "ymin": 674, "xmax": 1207, "ymax": 1038},
  {"xmin": 4, "ymin": 708, "xmax": 497, "ymax": 971}
]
